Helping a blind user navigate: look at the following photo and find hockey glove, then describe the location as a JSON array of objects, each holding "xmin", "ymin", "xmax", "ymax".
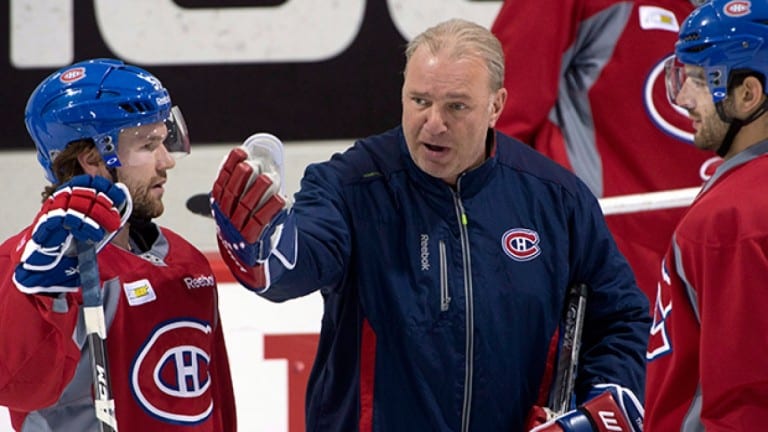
[
  {"xmin": 211, "ymin": 133, "xmax": 296, "ymax": 292},
  {"xmin": 14, "ymin": 175, "xmax": 131, "ymax": 294},
  {"xmin": 529, "ymin": 384, "xmax": 643, "ymax": 432}
]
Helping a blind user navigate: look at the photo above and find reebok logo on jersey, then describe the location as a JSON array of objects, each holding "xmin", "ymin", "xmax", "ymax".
[
  {"xmin": 124, "ymin": 279, "xmax": 157, "ymax": 306},
  {"xmin": 184, "ymin": 274, "xmax": 216, "ymax": 290},
  {"xmin": 501, "ymin": 228, "xmax": 541, "ymax": 262}
]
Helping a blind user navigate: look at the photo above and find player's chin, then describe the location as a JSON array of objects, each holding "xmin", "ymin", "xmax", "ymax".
[
  {"xmin": 150, "ymin": 201, "xmax": 165, "ymax": 218},
  {"xmin": 133, "ymin": 199, "xmax": 165, "ymax": 220}
]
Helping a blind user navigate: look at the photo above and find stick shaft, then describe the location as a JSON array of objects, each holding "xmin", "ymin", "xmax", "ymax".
[
  {"xmin": 549, "ymin": 283, "xmax": 589, "ymax": 416},
  {"xmin": 77, "ymin": 241, "xmax": 118, "ymax": 432},
  {"xmin": 599, "ymin": 186, "xmax": 700, "ymax": 216}
]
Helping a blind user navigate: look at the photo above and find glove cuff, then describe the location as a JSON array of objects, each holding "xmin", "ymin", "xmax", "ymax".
[
  {"xmin": 217, "ymin": 236, "xmax": 267, "ymax": 292},
  {"xmin": 580, "ymin": 391, "xmax": 633, "ymax": 432}
]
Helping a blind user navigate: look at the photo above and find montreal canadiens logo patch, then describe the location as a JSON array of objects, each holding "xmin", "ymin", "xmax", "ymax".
[
  {"xmin": 131, "ymin": 319, "xmax": 214, "ymax": 425},
  {"xmin": 501, "ymin": 228, "xmax": 541, "ymax": 262}
]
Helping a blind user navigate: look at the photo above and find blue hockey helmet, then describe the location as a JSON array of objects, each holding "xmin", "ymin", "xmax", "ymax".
[
  {"xmin": 24, "ymin": 58, "xmax": 190, "ymax": 183},
  {"xmin": 666, "ymin": 0, "xmax": 768, "ymax": 105}
]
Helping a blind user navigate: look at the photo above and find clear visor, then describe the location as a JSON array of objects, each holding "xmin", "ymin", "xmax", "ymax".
[
  {"xmin": 107, "ymin": 106, "xmax": 191, "ymax": 168},
  {"xmin": 664, "ymin": 56, "xmax": 687, "ymax": 107},
  {"xmin": 163, "ymin": 106, "xmax": 191, "ymax": 156},
  {"xmin": 664, "ymin": 56, "xmax": 729, "ymax": 105},
  {"xmin": 96, "ymin": 106, "xmax": 190, "ymax": 169}
]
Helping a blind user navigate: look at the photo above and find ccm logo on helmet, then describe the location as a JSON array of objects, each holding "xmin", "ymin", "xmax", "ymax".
[
  {"xmin": 724, "ymin": 0, "xmax": 751, "ymax": 17},
  {"xmin": 59, "ymin": 67, "xmax": 86, "ymax": 83},
  {"xmin": 501, "ymin": 228, "xmax": 541, "ymax": 262},
  {"xmin": 184, "ymin": 274, "xmax": 216, "ymax": 290}
]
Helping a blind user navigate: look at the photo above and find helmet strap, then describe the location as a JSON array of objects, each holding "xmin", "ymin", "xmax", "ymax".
[
  {"xmin": 107, "ymin": 166, "xmax": 119, "ymax": 184},
  {"xmin": 715, "ymin": 97, "xmax": 768, "ymax": 157},
  {"xmin": 716, "ymin": 119, "xmax": 741, "ymax": 158}
]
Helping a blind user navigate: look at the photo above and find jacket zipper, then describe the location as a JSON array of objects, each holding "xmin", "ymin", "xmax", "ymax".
[
  {"xmin": 452, "ymin": 184, "xmax": 474, "ymax": 432},
  {"xmin": 439, "ymin": 240, "xmax": 451, "ymax": 311}
]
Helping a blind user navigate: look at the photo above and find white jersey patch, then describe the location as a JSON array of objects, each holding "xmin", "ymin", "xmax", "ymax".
[
  {"xmin": 123, "ymin": 278, "xmax": 157, "ymax": 306},
  {"xmin": 639, "ymin": 6, "xmax": 679, "ymax": 32}
]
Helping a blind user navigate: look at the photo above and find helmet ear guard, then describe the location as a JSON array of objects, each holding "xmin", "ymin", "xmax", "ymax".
[{"xmin": 24, "ymin": 58, "xmax": 190, "ymax": 183}]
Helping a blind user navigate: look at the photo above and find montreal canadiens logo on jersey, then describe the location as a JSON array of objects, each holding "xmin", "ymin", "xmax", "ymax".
[
  {"xmin": 131, "ymin": 319, "xmax": 214, "ymax": 425},
  {"xmin": 501, "ymin": 228, "xmax": 541, "ymax": 262},
  {"xmin": 59, "ymin": 67, "xmax": 86, "ymax": 84}
]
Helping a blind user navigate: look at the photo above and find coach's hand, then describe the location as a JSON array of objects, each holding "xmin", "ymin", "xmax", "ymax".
[{"xmin": 211, "ymin": 133, "xmax": 295, "ymax": 291}]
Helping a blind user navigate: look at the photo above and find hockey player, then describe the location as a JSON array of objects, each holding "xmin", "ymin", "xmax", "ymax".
[
  {"xmin": 211, "ymin": 19, "xmax": 649, "ymax": 431},
  {"xmin": 645, "ymin": 0, "xmax": 768, "ymax": 429},
  {"xmin": 491, "ymin": 0, "xmax": 717, "ymax": 305},
  {"xmin": 0, "ymin": 59, "xmax": 236, "ymax": 431}
]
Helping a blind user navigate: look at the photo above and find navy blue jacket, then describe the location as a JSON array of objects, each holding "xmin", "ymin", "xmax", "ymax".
[{"xmin": 260, "ymin": 127, "xmax": 650, "ymax": 431}]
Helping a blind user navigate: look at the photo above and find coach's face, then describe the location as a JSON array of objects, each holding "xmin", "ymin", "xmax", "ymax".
[{"xmin": 401, "ymin": 45, "xmax": 506, "ymax": 186}]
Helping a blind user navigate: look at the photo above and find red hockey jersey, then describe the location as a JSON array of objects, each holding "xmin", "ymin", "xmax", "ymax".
[
  {"xmin": 0, "ymin": 226, "xmax": 236, "ymax": 431},
  {"xmin": 491, "ymin": 0, "xmax": 719, "ymax": 301},
  {"xmin": 645, "ymin": 144, "xmax": 768, "ymax": 430}
]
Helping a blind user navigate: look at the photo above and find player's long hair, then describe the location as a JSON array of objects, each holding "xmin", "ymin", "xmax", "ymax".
[{"xmin": 40, "ymin": 140, "xmax": 93, "ymax": 202}]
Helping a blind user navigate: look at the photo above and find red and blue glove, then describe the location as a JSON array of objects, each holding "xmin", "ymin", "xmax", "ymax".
[
  {"xmin": 13, "ymin": 175, "xmax": 131, "ymax": 294},
  {"xmin": 211, "ymin": 133, "xmax": 295, "ymax": 292},
  {"xmin": 529, "ymin": 384, "xmax": 643, "ymax": 432}
]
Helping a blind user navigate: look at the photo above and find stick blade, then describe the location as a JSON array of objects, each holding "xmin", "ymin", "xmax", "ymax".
[{"xmin": 187, "ymin": 193, "xmax": 213, "ymax": 218}]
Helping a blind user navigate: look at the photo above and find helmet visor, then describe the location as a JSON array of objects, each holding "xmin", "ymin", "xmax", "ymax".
[
  {"xmin": 664, "ymin": 56, "xmax": 687, "ymax": 108},
  {"xmin": 113, "ymin": 106, "xmax": 190, "ymax": 168},
  {"xmin": 164, "ymin": 106, "xmax": 191, "ymax": 156},
  {"xmin": 98, "ymin": 105, "xmax": 190, "ymax": 169},
  {"xmin": 665, "ymin": 55, "xmax": 731, "ymax": 105}
]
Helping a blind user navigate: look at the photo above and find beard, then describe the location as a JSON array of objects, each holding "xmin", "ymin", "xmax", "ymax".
[
  {"xmin": 131, "ymin": 187, "xmax": 164, "ymax": 219},
  {"xmin": 694, "ymin": 103, "xmax": 732, "ymax": 153},
  {"xmin": 694, "ymin": 119, "xmax": 730, "ymax": 153},
  {"xmin": 116, "ymin": 174, "xmax": 166, "ymax": 220}
]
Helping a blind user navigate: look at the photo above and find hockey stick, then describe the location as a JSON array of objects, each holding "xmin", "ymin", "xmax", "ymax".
[
  {"xmin": 76, "ymin": 240, "xmax": 119, "ymax": 431},
  {"xmin": 599, "ymin": 186, "xmax": 700, "ymax": 216},
  {"xmin": 186, "ymin": 193, "xmax": 212, "ymax": 218},
  {"xmin": 188, "ymin": 186, "xmax": 701, "ymax": 219},
  {"xmin": 548, "ymin": 282, "xmax": 589, "ymax": 417}
]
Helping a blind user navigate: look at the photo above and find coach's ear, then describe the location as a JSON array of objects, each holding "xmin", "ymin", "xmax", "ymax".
[{"xmin": 488, "ymin": 87, "xmax": 507, "ymax": 128}]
